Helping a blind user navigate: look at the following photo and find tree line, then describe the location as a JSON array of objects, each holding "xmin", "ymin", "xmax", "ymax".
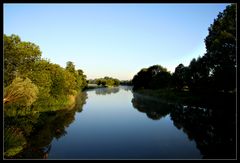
[
  {"xmin": 4, "ymin": 34, "xmax": 87, "ymax": 108},
  {"xmin": 132, "ymin": 4, "xmax": 236, "ymax": 94},
  {"xmin": 88, "ymin": 77, "xmax": 120, "ymax": 87}
]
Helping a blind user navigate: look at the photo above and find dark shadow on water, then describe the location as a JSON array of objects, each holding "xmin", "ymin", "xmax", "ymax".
[
  {"xmin": 131, "ymin": 92, "xmax": 236, "ymax": 159},
  {"xmin": 131, "ymin": 93, "xmax": 172, "ymax": 120}
]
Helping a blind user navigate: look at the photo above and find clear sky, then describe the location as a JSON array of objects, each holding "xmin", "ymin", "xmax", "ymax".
[{"xmin": 4, "ymin": 3, "xmax": 229, "ymax": 80}]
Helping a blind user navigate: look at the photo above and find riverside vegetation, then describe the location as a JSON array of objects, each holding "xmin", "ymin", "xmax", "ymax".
[
  {"xmin": 3, "ymin": 4, "xmax": 236, "ymax": 159},
  {"xmin": 3, "ymin": 33, "xmax": 119, "ymax": 157},
  {"xmin": 132, "ymin": 4, "xmax": 236, "ymax": 106}
]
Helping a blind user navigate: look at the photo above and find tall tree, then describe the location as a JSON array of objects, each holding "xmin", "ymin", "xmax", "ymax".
[
  {"xmin": 173, "ymin": 64, "xmax": 188, "ymax": 90},
  {"xmin": 4, "ymin": 34, "xmax": 42, "ymax": 86},
  {"xmin": 66, "ymin": 61, "xmax": 76, "ymax": 74},
  {"xmin": 204, "ymin": 4, "xmax": 236, "ymax": 92}
]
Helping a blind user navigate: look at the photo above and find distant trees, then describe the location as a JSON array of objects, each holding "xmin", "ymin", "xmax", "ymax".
[
  {"xmin": 3, "ymin": 34, "xmax": 87, "ymax": 108},
  {"xmin": 120, "ymin": 80, "xmax": 132, "ymax": 86},
  {"xmin": 89, "ymin": 77, "xmax": 120, "ymax": 87},
  {"xmin": 132, "ymin": 4, "xmax": 236, "ymax": 94}
]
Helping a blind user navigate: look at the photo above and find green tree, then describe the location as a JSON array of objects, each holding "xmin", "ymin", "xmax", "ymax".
[
  {"xmin": 66, "ymin": 61, "xmax": 76, "ymax": 74},
  {"xmin": 4, "ymin": 77, "xmax": 39, "ymax": 106},
  {"xmin": 63, "ymin": 70, "xmax": 77, "ymax": 95},
  {"xmin": 27, "ymin": 59, "xmax": 52, "ymax": 102},
  {"xmin": 113, "ymin": 78, "xmax": 120, "ymax": 86},
  {"xmin": 48, "ymin": 64, "xmax": 68, "ymax": 98},
  {"xmin": 76, "ymin": 69, "xmax": 87, "ymax": 90},
  {"xmin": 4, "ymin": 34, "xmax": 41, "ymax": 86}
]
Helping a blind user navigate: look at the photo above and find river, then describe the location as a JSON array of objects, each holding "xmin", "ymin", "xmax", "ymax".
[{"xmin": 7, "ymin": 86, "xmax": 236, "ymax": 159}]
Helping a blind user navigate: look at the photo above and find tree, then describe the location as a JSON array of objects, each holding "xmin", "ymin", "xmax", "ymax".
[
  {"xmin": 132, "ymin": 65, "xmax": 172, "ymax": 90},
  {"xmin": 76, "ymin": 69, "xmax": 87, "ymax": 90},
  {"xmin": 63, "ymin": 70, "xmax": 77, "ymax": 95},
  {"xmin": 4, "ymin": 34, "xmax": 42, "ymax": 86},
  {"xmin": 27, "ymin": 59, "xmax": 52, "ymax": 102},
  {"xmin": 4, "ymin": 77, "xmax": 39, "ymax": 106},
  {"xmin": 149, "ymin": 70, "xmax": 172, "ymax": 89},
  {"xmin": 173, "ymin": 64, "xmax": 188, "ymax": 90},
  {"xmin": 132, "ymin": 68, "xmax": 150, "ymax": 90},
  {"xmin": 113, "ymin": 78, "xmax": 120, "ymax": 86},
  {"xmin": 48, "ymin": 64, "xmax": 69, "ymax": 97},
  {"xmin": 94, "ymin": 77, "xmax": 120, "ymax": 87},
  {"xmin": 65, "ymin": 62, "xmax": 87, "ymax": 91},
  {"xmin": 204, "ymin": 4, "xmax": 236, "ymax": 92},
  {"xmin": 66, "ymin": 61, "xmax": 76, "ymax": 74}
]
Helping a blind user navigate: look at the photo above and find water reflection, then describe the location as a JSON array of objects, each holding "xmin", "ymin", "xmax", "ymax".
[
  {"xmin": 171, "ymin": 104, "xmax": 236, "ymax": 159},
  {"xmin": 120, "ymin": 85, "xmax": 133, "ymax": 92},
  {"xmin": 131, "ymin": 93, "xmax": 172, "ymax": 120},
  {"xmin": 95, "ymin": 87, "xmax": 120, "ymax": 95},
  {"xmin": 131, "ymin": 93, "xmax": 236, "ymax": 159},
  {"xmin": 5, "ymin": 87, "xmax": 236, "ymax": 159},
  {"xmin": 5, "ymin": 92, "xmax": 88, "ymax": 159}
]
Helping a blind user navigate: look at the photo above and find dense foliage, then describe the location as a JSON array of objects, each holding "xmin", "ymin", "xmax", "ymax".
[
  {"xmin": 173, "ymin": 4, "xmax": 236, "ymax": 93},
  {"xmin": 133, "ymin": 4, "xmax": 236, "ymax": 94},
  {"xmin": 4, "ymin": 77, "xmax": 39, "ymax": 106},
  {"xmin": 88, "ymin": 76, "xmax": 120, "ymax": 87},
  {"xmin": 132, "ymin": 65, "xmax": 172, "ymax": 90},
  {"xmin": 3, "ymin": 34, "xmax": 88, "ymax": 157},
  {"xmin": 3, "ymin": 34, "xmax": 41, "ymax": 87},
  {"xmin": 119, "ymin": 80, "xmax": 132, "ymax": 85},
  {"xmin": 4, "ymin": 34, "xmax": 87, "ymax": 108}
]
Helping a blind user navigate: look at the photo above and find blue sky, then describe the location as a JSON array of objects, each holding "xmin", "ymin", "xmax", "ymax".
[{"xmin": 4, "ymin": 4, "xmax": 229, "ymax": 80}]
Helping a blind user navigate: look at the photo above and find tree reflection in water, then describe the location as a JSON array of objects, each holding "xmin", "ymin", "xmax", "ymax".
[
  {"xmin": 10, "ymin": 92, "xmax": 88, "ymax": 159},
  {"xmin": 132, "ymin": 93, "xmax": 172, "ymax": 120},
  {"xmin": 120, "ymin": 86, "xmax": 133, "ymax": 92},
  {"xmin": 95, "ymin": 87, "xmax": 120, "ymax": 95},
  {"xmin": 131, "ymin": 93, "xmax": 236, "ymax": 159}
]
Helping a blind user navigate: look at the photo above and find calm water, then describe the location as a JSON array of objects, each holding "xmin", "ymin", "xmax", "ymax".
[{"xmin": 12, "ymin": 86, "xmax": 236, "ymax": 159}]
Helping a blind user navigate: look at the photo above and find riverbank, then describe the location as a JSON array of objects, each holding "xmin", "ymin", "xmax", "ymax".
[
  {"xmin": 84, "ymin": 84, "xmax": 120, "ymax": 90},
  {"xmin": 84, "ymin": 84, "xmax": 103, "ymax": 90},
  {"xmin": 134, "ymin": 88, "xmax": 236, "ymax": 108},
  {"xmin": 4, "ymin": 91, "xmax": 88, "ymax": 158}
]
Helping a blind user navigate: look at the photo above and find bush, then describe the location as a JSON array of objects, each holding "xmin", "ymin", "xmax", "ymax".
[{"xmin": 4, "ymin": 77, "xmax": 39, "ymax": 106}]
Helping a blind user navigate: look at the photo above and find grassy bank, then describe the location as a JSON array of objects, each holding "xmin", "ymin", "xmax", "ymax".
[
  {"xmin": 4, "ymin": 91, "xmax": 87, "ymax": 158},
  {"xmin": 134, "ymin": 88, "xmax": 236, "ymax": 108}
]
